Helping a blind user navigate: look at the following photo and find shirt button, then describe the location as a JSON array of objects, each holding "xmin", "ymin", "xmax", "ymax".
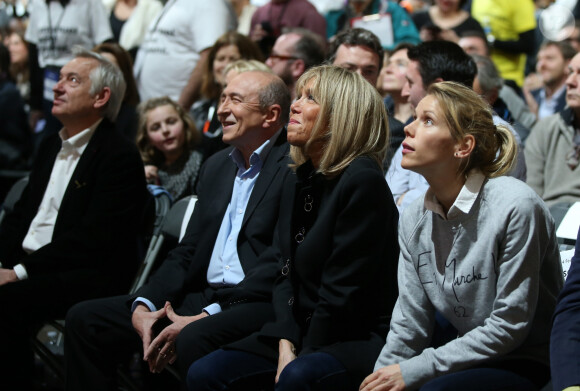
[
  {"xmin": 238, "ymin": 209, "xmax": 243, "ymax": 214},
  {"xmin": 225, "ymin": 265, "xmax": 230, "ymax": 270},
  {"xmin": 288, "ymin": 297, "xmax": 294, "ymax": 306}
]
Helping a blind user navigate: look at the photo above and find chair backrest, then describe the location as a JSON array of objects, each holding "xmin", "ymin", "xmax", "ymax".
[
  {"xmin": 129, "ymin": 195, "xmax": 197, "ymax": 294},
  {"xmin": 0, "ymin": 176, "xmax": 29, "ymax": 226},
  {"xmin": 129, "ymin": 190, "xmax": 173, "ymax": 294},
  {"xmin": 163, "ymin": 195, "xmax": 198, "ymax": 242}
]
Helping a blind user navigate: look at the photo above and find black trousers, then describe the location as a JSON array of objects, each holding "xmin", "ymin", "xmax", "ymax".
[
  {"xmin": 64, "ymin": 293, "xmax": 275, "ymax": 391},
  {"xmin": 0, "ymin": 269, "xmax": 119, "ymax": 391}
]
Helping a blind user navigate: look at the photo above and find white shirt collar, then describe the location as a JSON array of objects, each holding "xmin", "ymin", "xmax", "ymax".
[
  {"xmin": 424, "ymin": 169, "xmax": 486, "ymax": 220},
  {"xmin": 58, "ymin": 119, "xmax": 102, "ymax": 156}
]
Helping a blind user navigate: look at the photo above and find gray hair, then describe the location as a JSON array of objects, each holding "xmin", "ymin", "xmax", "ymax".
[
  {"xmin": 71, "ymin": 45, "xmax": 126, "ymax": 121},
  {"xmin": 471, "ymin": 54, "xmax": 503, "ymax": 97}
]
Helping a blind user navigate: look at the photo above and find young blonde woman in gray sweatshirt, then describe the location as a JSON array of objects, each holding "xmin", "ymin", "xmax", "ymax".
[{"xmin": 361, "ymin": 82, "xmax": 563, "ymax": 391}]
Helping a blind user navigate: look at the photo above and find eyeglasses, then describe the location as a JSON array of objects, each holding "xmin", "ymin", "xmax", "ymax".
[{"xmin": 268, "ymin": 54, "xmax": 298, "ymax": 62}]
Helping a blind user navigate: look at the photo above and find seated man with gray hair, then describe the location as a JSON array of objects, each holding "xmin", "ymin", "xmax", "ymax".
[{"xmin": 0, "ymin": 46, "xmax": 149, "ymax": 390}]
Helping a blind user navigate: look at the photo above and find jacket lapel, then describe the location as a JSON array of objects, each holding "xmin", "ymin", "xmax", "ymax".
[{"xmin": 241, "ymin": 130, "xmax": 288, "ymax": 227}]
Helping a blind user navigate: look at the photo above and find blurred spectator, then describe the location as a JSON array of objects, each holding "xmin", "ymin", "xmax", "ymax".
[
  {"xmin": 101, "ymin": 0, "xmax": 163, "ymax": 60},
  {"xmin": 379, "ymin": 42, "xmax": 414, "ymax": 167},
  {"xmin": 472, "ymin": 54, "xmax": 532, "ymax": 145},
  {"xmin": 229, "ymin": 0, "xmax": 257, "ymax": 35},
  {"xmin": 412, "ymin": 0, "xmax": 484, "ymax": 43},
  {"xmin": 524, "ymin": 40, "xmax": 575, "ymax": 120},
  {"xmin": 6, "ymin": 27, "xmax": 29, "ymax": 107},
  {"xmin": 471, "ymin": 0, "xmax": 536, "ymax": 93},
  {"xmin": 327, "ymin": 27, "xmax": 405, "ymax": 169},
  {"xmin": 459, "ymin": 30, "xmax": 538, "ymax": 130},
  {"xmin": 265, "ymin": 28, "xmax": 325, "ymax": 100},
  {"xmin": 140, "ymin": 0, "xmax": 236, "ymax": 109},
  {"xmin": 191, "ymin": 31, "xmax": 263, "ymax": 157},
  {"xmin": 137, "ymin": 96, "xmax": 203, "ymax": 200},
  {"xmin": 249, "ymin": 0, "xmax": 326, "ymax": 57},
  {"xmin": 25, "ymin": 0, "xmax": 113, "ymax": 139},
  {"xmin": 525, "ymin": 52, "xmax": 580, "ymax": 208},
  {"xmin": 564, "ymin": 18, "xmax": 580, "ymax": 52},
  {"xmin": 93, "ymin": 42, "xmax": 141, "ymax": 141},
  {"xmin": 380, "ymin": 43, "xmax": 413, "ymax": 124},
  {"xmin": 325, "ymin": 0, "xmax": 420, "ymax": 50},
  {"xmin": 0, "ymin": 41, "xmax": 30, "ymax": 172}
]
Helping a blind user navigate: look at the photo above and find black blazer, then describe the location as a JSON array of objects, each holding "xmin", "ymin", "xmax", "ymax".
[
  {"xmin": 550, "ymin": 227, "xmax": 580, "ymax": 391},
  {"xmin": 0, "ymin": 119, "xmax": 149, "ymax": 292},
  {"xmin": 230, "ymin": 156, "xmax": 400, "ymax": 384},
  {"xmin": 132, "ymin": 130, "xmax": 290, "ymax": 311}
]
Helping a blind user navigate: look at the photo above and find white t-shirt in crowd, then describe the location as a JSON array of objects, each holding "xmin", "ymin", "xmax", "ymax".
[
  {"xmin": 133, "ymin": 0, "xmax": 236, "ymax": 101},
  {"xmin": 25, "ymin": 0, "xmax": 112, "ymax": 68}
]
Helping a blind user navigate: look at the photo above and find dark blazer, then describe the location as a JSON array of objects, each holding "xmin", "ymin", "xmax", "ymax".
[
  {"xmin": 132, "ymin": 130, "xmax": 290, "ymax": 311},
  {"xmin": 0, "ymin": 118, "xmax": 148, "ymax": 292},
  {"xmin": 551, "ymin": 226, "xmax": 580, "ymax": 391},
  {"xmin": 230, "ymin": 156, "xmax": 400, "ymax": 385},
  {"xmin": 531, "ymin": 87, "xmax": 567, "ymax": 117}
]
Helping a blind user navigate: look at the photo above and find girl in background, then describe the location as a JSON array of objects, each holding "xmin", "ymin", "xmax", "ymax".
[{"xmin": 137, "ymin": 96, "xmax": 203, "ymax": 200}]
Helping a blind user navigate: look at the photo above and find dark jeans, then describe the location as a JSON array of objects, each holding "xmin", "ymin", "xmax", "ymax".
[
  {"xmin": 187, "ymin": 349, "xmax": 352, "ymax": 391},
  {"xmin": 419, "ymin": 363, "xmax": 549, "ymax": 391}
]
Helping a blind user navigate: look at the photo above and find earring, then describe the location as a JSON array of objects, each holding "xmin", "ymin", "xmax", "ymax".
[{"xmin": 454, "ymin": 152, "xmax": 459, "ymax": 157}]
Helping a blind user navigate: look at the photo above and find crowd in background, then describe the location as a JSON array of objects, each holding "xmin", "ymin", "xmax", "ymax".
[{"xmin": 2, "ymin": 0, "xmax": 579, "ymax": 204}]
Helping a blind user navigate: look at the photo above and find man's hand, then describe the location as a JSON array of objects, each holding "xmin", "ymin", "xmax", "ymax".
[
  {"xmin": 360, "ymin": 364, "xmax": 405, "ymax": 391},
  {"xmin": 131, "ymin": 303, "xmax": 167, "ymax": 362},
  {"xmin": 0, "ymin": 268, "xmax": 18, "ymax": 286},
  {"xmin": 144, "ymin": 302, "xmax": 208, "ymax": 373},
  {"xmin": 275, "ymin": 339, "xmax": 296, "ymax": 383}
]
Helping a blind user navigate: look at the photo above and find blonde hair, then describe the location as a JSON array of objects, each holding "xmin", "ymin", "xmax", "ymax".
[
  {"xmin": 136, "ymin": 96, "xmax": 201, "ymax": 165},
  {"xmin": 427, "ymin": 81, "xmax": 517, "ymax": 178},
  {"xmin": 290, "ymin": 65, "xmax": 389, "ymax": 177}
]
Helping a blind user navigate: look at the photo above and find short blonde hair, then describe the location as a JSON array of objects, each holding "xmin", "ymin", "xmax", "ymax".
[
  {"xmin": 290, "ymin": 65, "xmax": 389, "ymax": 177},
  {"xmin": 136, "ymin": 96, "xmax": 201, "ymax": 166},
  {"xmin": 427, "ymin": 81, "xmax": 517, "ymax": 178}
]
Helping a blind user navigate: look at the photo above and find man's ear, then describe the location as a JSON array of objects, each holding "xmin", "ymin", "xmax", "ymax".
[
  {"xmin": 291, "ymin": 59, "xmax": 306, "ymax": 80},
  {"xmin": 263, "ymin": 104, "xmax": 282, "ymax": 128},
  {"xmin": 93, "ymin": 87, "xmax": 111, "ymax": 110},
  {"xmin": 455, "ymin": 134, "xmax": 475, "ymax": 158}
]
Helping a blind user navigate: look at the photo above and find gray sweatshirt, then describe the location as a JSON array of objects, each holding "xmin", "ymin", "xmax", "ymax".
[{"xmin": 374, "ymin": 173, "xmax": 563, "ymax": 389}]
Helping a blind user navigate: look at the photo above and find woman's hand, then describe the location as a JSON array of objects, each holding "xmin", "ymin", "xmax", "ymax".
[
  {"xmin": 144, "ymin": 165, "xmax": 159, "ymax": 185},
  {"xmin": 359, "ymin": 364, "xmax": 405, "ymax": 391},
  {"xmin": 275, "ymin": 339, "xmax": 297, "ymax": 383}
]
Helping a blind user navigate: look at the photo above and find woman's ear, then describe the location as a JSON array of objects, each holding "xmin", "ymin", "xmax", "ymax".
[{"xmin": 455, "ymin": 134, "xmax": 475, "ymax": 158}]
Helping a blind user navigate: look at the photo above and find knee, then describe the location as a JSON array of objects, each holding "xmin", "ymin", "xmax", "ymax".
[
  {"xmin": 186, "ymin": 350, "xmax": 225, "ymax": 391},
  {"xmin": 65, "ymin": 300, "xmax": 96, "ymax": 333},
  {"xmin": 276, "ymin": 360, "xmax": 312, "ymax": 390}
]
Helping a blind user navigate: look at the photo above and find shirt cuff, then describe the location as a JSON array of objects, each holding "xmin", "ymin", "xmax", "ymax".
[
  {"xmin": 132, "ymin": 297, "xmax": 157, "ymax": 312},
  {"xmin": 202, "ymin": 303, "xmax": 222, "ymax": 315},
  {"xmin": 13, "ymin": 264, "xmax": 28, "ymax": 280},
  {"xmin": 563, "ymin": 387, "xmax": 580, "ymax": 391}
]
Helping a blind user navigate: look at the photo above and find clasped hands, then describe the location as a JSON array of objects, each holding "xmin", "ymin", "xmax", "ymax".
[{"xmin": 132, "ymin": 301, "xmax": 208, "ymax": 373}]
